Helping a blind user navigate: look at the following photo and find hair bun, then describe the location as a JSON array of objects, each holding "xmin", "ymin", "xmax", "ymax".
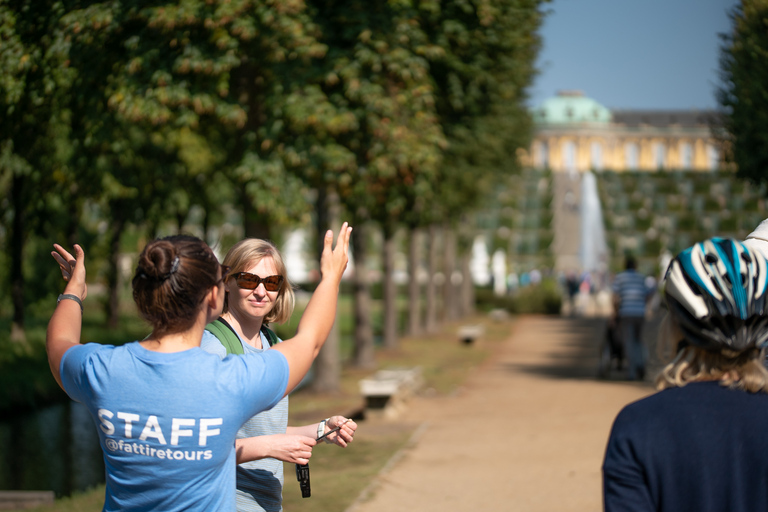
[{"xmin": 138, "ymin": 240, "xmax": 178, "ymax": 281}]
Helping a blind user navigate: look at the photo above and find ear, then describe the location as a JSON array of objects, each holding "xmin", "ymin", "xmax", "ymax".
[{"xmin": 205, "ymin": 284, "xmax": 224, "ymax": 322}]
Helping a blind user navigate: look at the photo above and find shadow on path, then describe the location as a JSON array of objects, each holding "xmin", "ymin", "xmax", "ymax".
[
  {"xmin": 500, "ymin": 314, "xmax": 665, "ymax": 383},
  {"xmin": 501, "ymin": 316, "xmax": 609, "ymax": 380}
]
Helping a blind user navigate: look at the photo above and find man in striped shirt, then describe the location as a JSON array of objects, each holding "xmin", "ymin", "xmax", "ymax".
[{"xmin": 612, "ymin": 256, "xmax": 653, "ymax": 380}]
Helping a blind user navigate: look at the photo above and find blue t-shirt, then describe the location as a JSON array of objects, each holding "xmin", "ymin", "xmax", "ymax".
[
  {"xmin": 60, "ymin": 341, "xmax": 289, "ymax": 512},
  {"xmin": 612, "ymin": 269, "xmax": 651, "ymax": 317},
  {"xmin": 603, "ymin": 381, "xmax": 768, "ymax": 512}
]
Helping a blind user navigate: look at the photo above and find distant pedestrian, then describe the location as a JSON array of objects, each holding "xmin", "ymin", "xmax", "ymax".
[
  {"xmin": 603, "ymin": 238, "xmax": 768, "ymax": 511},
  {"xmin": 565, "ymin": 271, "xmax": 580, "ymax": 316},
  {"xmin": 611, "ymin": 255, "xmax": 653, "ymax": 380}
]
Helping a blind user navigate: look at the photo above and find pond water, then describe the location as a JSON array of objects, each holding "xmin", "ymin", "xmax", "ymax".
[{"xmin": 0, "ymin": 400, "xmax": 104, "ymax": 497}]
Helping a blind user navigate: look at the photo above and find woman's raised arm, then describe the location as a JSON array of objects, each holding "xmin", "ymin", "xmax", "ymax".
[{"xmin": 46, "ymin": 244, "xmax": 88, "ymax": 390}]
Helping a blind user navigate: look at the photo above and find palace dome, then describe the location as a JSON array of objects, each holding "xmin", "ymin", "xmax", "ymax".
[{"xmin": 533, "ymin": 90, "xmax": 612, "ymax": 124}]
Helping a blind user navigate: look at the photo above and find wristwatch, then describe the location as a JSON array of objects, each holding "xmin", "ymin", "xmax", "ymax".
[{"xmin": 317, "ymin": 419, "xmax": 327, "ymax": 440}]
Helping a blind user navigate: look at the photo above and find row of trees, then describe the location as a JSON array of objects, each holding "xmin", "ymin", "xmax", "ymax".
[
  {"xmin": 718, "ymin": 0, "xmax": 768, "ymax": 188},
  {"xmin": 1, "ymin": 0, "xmax": 546, "ymax": 391}
]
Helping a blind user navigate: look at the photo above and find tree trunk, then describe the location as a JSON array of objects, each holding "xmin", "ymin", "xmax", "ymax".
[
  {"xmin": 175, "ymin": 210, "xmax": 186, "ymax": 234},
  {"xmin": 382, "ymin": 226, "xmax": 398, "ymax": 350},
  {"xmin": 351, "ymin": 222, "xmax": 376, "ymax": 368},
  {"xmin": 310, "ymin": 188, "xmax": 342, "ymax": 393},
  {"xmin": 10, "ymin": 173, "xmax": 26, "ymax": 343},
  {"xmin": 460, "ymin": 250, "xmax": 475, "ymax": 317},
  {"xmin": 242, "ymin": 189, "xmax": 272, "ymax": 240},
  {"xmin": 106, "ymin": 214, "xmax": 127, "ymax": 329},
  {"xmin": 407, "ymin": 227, "xmax": 422, "ymax": 336},
  {"xmin": 425, "ymin": 224, "xmax": 439, "ymax": 333},
  {"xmin": 443, "ymin": 226, "xmax": 458, "ymax": 321}
]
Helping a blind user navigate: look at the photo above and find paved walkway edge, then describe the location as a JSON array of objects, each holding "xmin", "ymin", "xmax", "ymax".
[{"xmin": 344, "ymin": 421, "xmax": 431, "ymax": 512}]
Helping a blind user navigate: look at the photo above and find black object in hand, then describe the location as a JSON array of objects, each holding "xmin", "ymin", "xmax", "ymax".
[{"xmin": 296, "ymin": 463, "xmax": 311, "ymax": 498}]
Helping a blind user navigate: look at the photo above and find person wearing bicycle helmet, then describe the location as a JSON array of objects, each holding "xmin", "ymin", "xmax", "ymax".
[{"xmin": 603, "ymin": 237, "xmax": 768, "ymax": 512}]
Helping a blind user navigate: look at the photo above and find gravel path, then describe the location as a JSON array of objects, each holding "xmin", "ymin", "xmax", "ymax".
[{"xmin": 347, "ymin": 315, "xmax": 657, "ymax": 512}]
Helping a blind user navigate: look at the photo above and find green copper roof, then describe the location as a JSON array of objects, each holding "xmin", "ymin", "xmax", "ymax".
[{"xmin": 533, "ymin": 91, "xmax": 612, "ymax": 124}]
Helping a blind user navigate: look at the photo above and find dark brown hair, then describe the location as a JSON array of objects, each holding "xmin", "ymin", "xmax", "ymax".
[{"xmin": 132, "ymin": 235, "xmax": 220, "ymax": 334}]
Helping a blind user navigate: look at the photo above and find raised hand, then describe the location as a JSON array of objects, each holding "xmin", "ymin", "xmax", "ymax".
[
  {"xmin": 51, "ymin": 244, "xmax": 88, "ymax": 301},
  {"xmin": 320, "ymin": 222, "xmax": 353, "ymax": 284}
]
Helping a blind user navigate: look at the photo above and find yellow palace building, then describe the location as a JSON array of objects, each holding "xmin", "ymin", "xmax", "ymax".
[{"xmin": 525, "ymin": 90, "xmax": 723, "ymax": 172}]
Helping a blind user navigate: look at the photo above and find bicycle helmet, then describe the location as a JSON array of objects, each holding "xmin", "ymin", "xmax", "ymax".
[{"xmin": 664, "ymin": 237, "xmax": 768, "ymax": 352}]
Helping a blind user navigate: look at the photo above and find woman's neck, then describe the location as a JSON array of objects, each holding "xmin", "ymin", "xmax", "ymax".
[
  {"xmin": 140, "ymin": 326, "xmax": 205, "ymax": 353},
  {"xmin": 221, "ymin": 310, "xmax": 264, "ymax": 348}
]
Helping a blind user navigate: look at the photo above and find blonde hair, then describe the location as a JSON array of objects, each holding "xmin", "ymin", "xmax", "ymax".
[
  {"xmin": 655, "ymin": 312, "xmax": 768, "ymax": 393},
  {"xmin": 221, "ymin": 239, "xmax": 295, "ymax": 325}
]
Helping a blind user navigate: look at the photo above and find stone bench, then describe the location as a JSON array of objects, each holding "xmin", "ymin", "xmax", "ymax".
[
  {"xmin": 457, "ymin": 324, "xmax": 485, "ymax": 345},
  {"xmin": 0, "ymin": 491, "xmax": 55, "ymax": 510},
  {"xmin": 359, "ymin": 367, "xmax": 424, "ymax": 419}
]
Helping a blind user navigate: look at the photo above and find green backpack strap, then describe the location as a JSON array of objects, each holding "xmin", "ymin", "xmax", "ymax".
[
  {"xmin": 260, "ymin": 325, "xmax": 279, "ymax": 347},
  {"xmin": 205, "ymin": 318, "xmax": 244, "ymax": 356}
]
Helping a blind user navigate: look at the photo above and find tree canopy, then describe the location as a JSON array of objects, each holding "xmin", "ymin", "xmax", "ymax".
[
  {"xmin": 718, "ymin": 0, "xmax": 768, "ymax": 186},
  {"xmin": 0, "ymin": 0, "xmax": 547, "ymax": 358}
]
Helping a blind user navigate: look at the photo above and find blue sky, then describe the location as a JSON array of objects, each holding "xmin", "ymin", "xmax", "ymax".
[{"xmin": 529, "ymin": 0, "xmax": 739, "ymax": 110}]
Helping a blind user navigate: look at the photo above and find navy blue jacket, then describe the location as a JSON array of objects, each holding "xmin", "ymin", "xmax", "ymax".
[{"xmin": 603, "ymin": 381, "xmax": 768, "ymax": 512}]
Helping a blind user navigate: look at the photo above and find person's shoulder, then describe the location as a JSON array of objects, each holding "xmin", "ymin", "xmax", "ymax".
[
  {"xmin": 61, "ymin": 342, "xmax": 126, "ymax": 375},
  {"xmin": 612, "ymin": 388, "xmax": 679, "ymax": 425},
  {"xmin": 616, "ymin": 383, "xmax": 760, "ymax": 420},
  {"xmin": 201, "ymin": 329, "xmax": 228, "ymax": 359},
  {"xmin": 63, "ymin": 341, "xmax": 116, "ymax": 360}
]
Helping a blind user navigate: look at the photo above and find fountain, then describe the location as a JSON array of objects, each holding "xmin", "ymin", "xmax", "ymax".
[{"xmin": 579, "ymin": 171, "xmax": 608, "ymax": 276}]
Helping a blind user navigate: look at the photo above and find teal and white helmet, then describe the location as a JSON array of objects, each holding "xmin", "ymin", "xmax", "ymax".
[{"xmin": 664, "ymin": 237, "xmax": 768, "ymax": 352}]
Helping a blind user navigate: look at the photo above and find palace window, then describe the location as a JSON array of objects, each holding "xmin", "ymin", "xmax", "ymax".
[
  {"xmin": 680, "ymin": 142, "xmax": 693, "ymax": 169},
  {"xmin": 590, "ymin": 142, "xmax": 603, "ymax": 170},
  {"xmin": 537, "ymin": 141, "xmax": 549, "ymax": 169},
  {"xmin": 707, "ymin": 144, "xmax": 719, "ymax": 171},
  {"xmin": 562, "ymin": 141, "xmax": 576, "ymax": 172},
  {"xmin": 625, "ymin": 142, "xmax": 639, "ymax": 169},
  {"xmin": 653, "ymin": 142, "xmax": 666, "ymax": 170}
]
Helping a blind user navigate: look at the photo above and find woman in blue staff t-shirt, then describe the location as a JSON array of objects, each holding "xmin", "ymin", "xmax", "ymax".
[{"xmin": 47, "ymin": 224, "xmax": 351, "ymax": 512}]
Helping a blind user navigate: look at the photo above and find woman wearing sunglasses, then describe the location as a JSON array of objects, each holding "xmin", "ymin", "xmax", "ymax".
[
  {"xmin": 47, "ymin": 225, "xmax": 352, "ymax": 511},
  {"xmin": 201, "ymin": 238, "xmax": 358, "ymax": 512}
]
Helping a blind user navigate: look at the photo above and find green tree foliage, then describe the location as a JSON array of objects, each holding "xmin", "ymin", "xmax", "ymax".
[
  {"xmin": 0, "ymin": 0, "xmax": 545, "ymax": 386},
  {"xmin": 718, "ymin": 0, "xmax": 768, "ymax": 187},
  {"xmin": 0, "ymin": 0, "xmax": 75, "ymax": 341},
  {"xmin": 310, "ymin": 1, "xmax": 445, "ymax": 222},
  {"xmin": 308, "ymin": 0, "xmax": 447, "ymax": 358},
  {"xmin": 56, "ymin": 1, "xmax": 329, "ymax": 322},
  {"xmin": 107, "ymin": 0, "xmax": 333, "ymax": 238},
  {"xmin": 413, "ymin": 0, "xmax": 545, "ymax": 326},
  {"xmin": 419, "ymin": 0, "xmax": 545, "ymax": 219}
]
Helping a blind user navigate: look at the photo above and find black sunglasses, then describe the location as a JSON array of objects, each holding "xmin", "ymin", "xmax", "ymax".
[{"xmin": 230, "ymin": 272, "xmax": 284, "ymax": 292}]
